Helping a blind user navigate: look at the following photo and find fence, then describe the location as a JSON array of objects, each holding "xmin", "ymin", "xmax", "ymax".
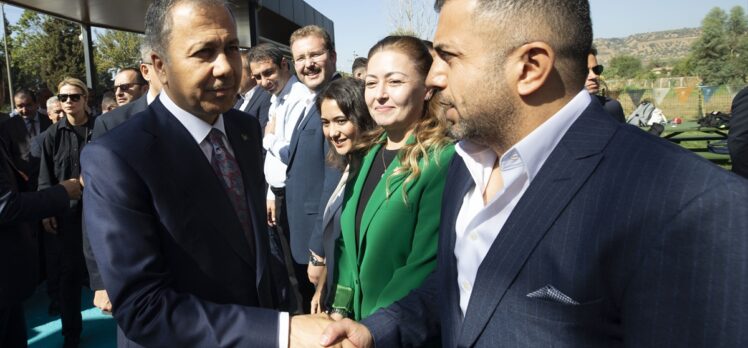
[{"xmin": 602, "ymin": 77, "xmax": 743, "ymax": 121}]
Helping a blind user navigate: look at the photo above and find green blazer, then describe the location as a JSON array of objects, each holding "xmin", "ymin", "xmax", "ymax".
[{"xmin": 333, "ymin": 139, "xmax": 455, "ymax": 320}]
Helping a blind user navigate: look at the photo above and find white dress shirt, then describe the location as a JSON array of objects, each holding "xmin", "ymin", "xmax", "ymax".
[
  {"xmin": 454, "ymin": 90, "xmax": 591, "ymax": 316},
  {"xmin": 159, "ymin": 91, "xmax": 289, "ymax": 348},
  {"xmin": 263, "ymin": 75, "xmax": 310, "ymax": 199}
]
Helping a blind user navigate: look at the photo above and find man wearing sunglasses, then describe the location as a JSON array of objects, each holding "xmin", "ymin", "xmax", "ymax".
[
  {"xmin": 587, "ymin": 46, "xmax": 625, "ymax": 123},
  {"xmin": 113, "ymin": 68, "xmax": 148, "ymax": 107}
]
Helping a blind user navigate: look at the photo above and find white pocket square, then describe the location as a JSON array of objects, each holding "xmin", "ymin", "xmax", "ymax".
[{"xmin": 526, "ymin": 284, "xmax": 580, "ymax": 305}]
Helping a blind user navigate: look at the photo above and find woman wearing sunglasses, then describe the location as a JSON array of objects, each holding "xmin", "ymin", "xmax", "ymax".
[
  {"xmin": 37, "ymin": 77, "xmax": 95, "ymax": 347},
  {"xmin": 326, "ymin": 36, "xmax": 455, "ymax": 322}
]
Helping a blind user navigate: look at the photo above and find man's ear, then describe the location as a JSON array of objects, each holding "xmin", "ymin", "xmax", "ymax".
[
  {"xmin": 511, "ymin": 42, "xmax": 554, "ymax": 97},
  {"xmin": 151, "ymin": 52, "xmax": 168, "ymax": 85}
]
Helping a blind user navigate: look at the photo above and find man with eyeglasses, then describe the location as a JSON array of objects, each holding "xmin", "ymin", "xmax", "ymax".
[
  {"xmin": 284, "ymin": 25, "xmax": 342, "ymax": 315},
  {"xmin": 587, "ymin": 45, "xmax": 625, "ymax": 122},
  {"xmin": 113, "ymin": 67, "xmax": 148, "ymax": 107}
]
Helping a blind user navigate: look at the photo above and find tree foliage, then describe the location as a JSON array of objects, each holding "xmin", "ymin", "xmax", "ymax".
[
  {"xmin": 690, "ymin": 6, "xmax": 748, "ymax": 85},
  {"xmin": 388, "ymin": 0, "xmax": 437, "ymax": 39},
  {"xmin": 606, "ymin": 55, "xmax": 643, "ymax": 79},
  {"xmin": 94, "ymin": 29, "xmax": 143, "ymax": 89},
  {"xmin": 6, "ymin": 10, "xmax": 85, "ymax": 92}
]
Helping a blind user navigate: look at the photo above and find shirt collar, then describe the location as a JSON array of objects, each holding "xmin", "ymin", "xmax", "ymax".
[
  {"xmin": 456, "ymin": 90, "xmax": 591, "ymax": 185},
  {"xmin": 159, "ymin": 90, "xmax": 226, "ymax": 145}
]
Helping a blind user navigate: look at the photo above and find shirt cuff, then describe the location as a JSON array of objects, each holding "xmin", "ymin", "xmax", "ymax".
[
  {"xmin": 263, "ymin": 133, "xmax": 277, "ymax": 151},
  {"xmin": 278, "ymin": 312, "xmax": 289, "ymax": 348},
  {"xmin": 267, "ymin": 189, "xmax": 276, "ymax": 200}
]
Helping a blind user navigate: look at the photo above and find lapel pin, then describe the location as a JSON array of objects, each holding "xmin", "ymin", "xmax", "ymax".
[{"xmin": 241, "ymin": 134, "xmax": 248, "ymax": 141}]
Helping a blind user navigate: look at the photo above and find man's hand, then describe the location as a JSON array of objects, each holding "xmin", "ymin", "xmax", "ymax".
[
  {"xmin": 93, "ymin": 290, "xmax": 112, "ymax": 313},
  {"xmin": 290, "ymin": 314, "xmax": 339, "ymax": 347},
  {"xmin": 60, "ymin": 178, "xmax": 82, "ymax": 200},
  {"xmin": 320, "ymin": 318, "xmax": 373, "ymax": 348},
  {"xmin": 265, "ymin": 115, "xmax": 277, "ymax": 135},
  {"xmin": 42, "ymin": 217, "xmax": 58, "ymax": 234},
  {"xmin": 267, "ymin": 199, "xmax": 276, "ymax": 226}
]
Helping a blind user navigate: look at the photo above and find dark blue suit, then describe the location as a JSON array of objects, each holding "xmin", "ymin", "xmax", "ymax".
[
  {"xmin": 285, "ymin": 105, "xmax": 341, "ymax": 263},
  {"xmin": 237, "ymin": 87, "xmax": 272, "ymax": 132},
  {"xmin": 91, "ymin": 93, "xmax": 149, "ymax": 140},
  {"xmin": 362, "ymin": 100, "xmax": 748, "ymax": 347},
  {"xmin": 81, "ymin": 99, "xmax": 280, "ymax": 347}
]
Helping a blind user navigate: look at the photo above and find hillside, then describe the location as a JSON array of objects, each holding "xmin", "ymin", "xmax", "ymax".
[{"xmin": 593, "ymin": 28, "xmax": 701, "ymax": 65}]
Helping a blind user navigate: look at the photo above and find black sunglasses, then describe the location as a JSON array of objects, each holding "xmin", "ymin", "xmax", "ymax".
[
  {"xmin": 590, "ymin": 65, "xmax": 604, "ymax": 75},
  {"xmin": 58, "ymin": 94, "xmax": 82, "ymax": 102},
  {"xmin": 114, "ymin": 83, "xmax": 142, "ymax": 91}
]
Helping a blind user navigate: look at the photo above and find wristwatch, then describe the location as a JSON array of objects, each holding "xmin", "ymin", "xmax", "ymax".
[{"xmin": 309, "ymin": 253, "xmax": 325, "ymax": 266}]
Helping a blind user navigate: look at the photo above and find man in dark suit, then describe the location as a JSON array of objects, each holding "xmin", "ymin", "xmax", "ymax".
[
  {"xmin": 728, "ymin": 86, "xmax": 748, "ymax": 178},
  {"xmin": 285, "ymin": 25, "xmax": 342, "ymax": 312},
  {"xmin": 236, "ymin": 50, "xmax": 272, "ymax": 130},
  {"xmin": 80, "ymin": 0, "xmax": 297, "ymax": 346},
  {"xmin": 320, "ymin": 0, "xmax": 748, "ymax": 347},
  {"xmin": 0, "ymin": 89, "xmax": 52, "ymax": 191},
  {"xmin": 0, "ymin": 143, "xmax": 80, "ymax": 347}
]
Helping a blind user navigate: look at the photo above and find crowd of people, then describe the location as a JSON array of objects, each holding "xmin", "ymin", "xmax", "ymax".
[{"xmin": 1, "ymin": 0, "xmax": 747, "ymax": 347}]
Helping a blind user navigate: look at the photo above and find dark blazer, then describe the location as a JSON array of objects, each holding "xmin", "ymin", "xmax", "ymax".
[
  {"xmin": 362, "ymin": 101, "xmax": 748, "ymax": 347},
  {"xmin": 91, "ymin": 94, "xmax": 148, "ymax": 140},
  {"xmin": 0, "ymin": 144, "xmax": 69, "ymax": 307},
  {"xmin": 729, "ymin": 86, "xmax": 748, "ymax": 178},
  {"xmin": 84, "ymin": 94, "xmax": 149, "ymax": 290},
  {"xmin": 0, "ymin": 113, "xmax": 52, "ymax": 190},
  {"xmin": 285, "ymin": 104, "xmax": 342, "ymax": 263},
  {"xmin": 237, "ymin": 87, "xmax": 272, "ymax": 131},
  {"xmin": 81, "ymin": 99, "xmax": 279, "ymax": 347}
]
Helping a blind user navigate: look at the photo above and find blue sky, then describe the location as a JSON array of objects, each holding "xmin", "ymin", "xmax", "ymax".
[
  {"xmin": 2, "ymin": 0, "xmax": 746, "ymax": 73},
  {"xmin": 306, "ymin": 0, "xmax": 748, "ymax": 72}
]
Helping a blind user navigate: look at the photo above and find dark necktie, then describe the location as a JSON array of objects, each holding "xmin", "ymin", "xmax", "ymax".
[
  {"xmin": 25, "ymin": 117, "xmax": 37, "ymax": 136},
  {"xmin": 206, "ymin": 128, "xmax": 256, "ymax": 254}
]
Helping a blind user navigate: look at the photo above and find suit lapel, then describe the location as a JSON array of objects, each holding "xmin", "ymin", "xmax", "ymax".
[
  {"xmin": 440, "ymin": 157, "xmax": 474, "ymax": 348},
  {"xmin": 458, "ymin": 105, "xmax": 617, "ymax": 347},
  {"xmin": 243, "ymin": 89, "xmax": 262, "ymax": 113},
  {"xmin": 287, "ymin": 106, "xmax": 315, "ymax": 166},
  {"xmin": 147, "ymin": 101, "xmax": 256, "ymax": 268}
]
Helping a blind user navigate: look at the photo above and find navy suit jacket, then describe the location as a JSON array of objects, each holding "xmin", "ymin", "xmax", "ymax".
[
  {"xmin": 91, "ymin": 94, "xmax": 148, "ymax": 140},
  {"xmin": 237, "ymin": 88, "xmax": 272, "ymax": 131},
  {"xmin": 285, "ymin": 104, "xmax": 341, "ymax": 263},
  {"xmin": 729, "ymin": 86, "xmax": 748, "ymax": 178},
  {"xmin": 81, "ymin": 99, "xmax": 280, "ymax": 347},
  {"xmin": 362, "ymin": 101, "xmax": 748, "ymax": 347}
]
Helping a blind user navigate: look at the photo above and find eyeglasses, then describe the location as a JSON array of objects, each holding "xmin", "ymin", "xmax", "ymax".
[
  {"xmin": 294, "ymin": 49, "xmax": 328, "ymax": 65},
  {"xmin": 58, "ymin": 94, "xmax": 82, "ymax": 102},
  {"xmin": 114, "ymin": 83, "xmax": 142, "ymax": 91},
  {"xmin": 590, "ymin": 65, "xmax": 604, "ymax": 75}
]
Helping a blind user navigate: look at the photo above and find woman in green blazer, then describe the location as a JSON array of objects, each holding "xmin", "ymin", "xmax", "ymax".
[{"xmin": 329, "ymin": 36, "xmax": 455, "ymax": 320}]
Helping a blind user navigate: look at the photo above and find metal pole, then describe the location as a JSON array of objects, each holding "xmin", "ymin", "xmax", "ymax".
[
  {"xmin": 80, "ymin": 23, "xmax": 95, "ymax": 91},
  {"xmin": 1, "ymin": 3, "xmax": 14, "ymax": 109}
]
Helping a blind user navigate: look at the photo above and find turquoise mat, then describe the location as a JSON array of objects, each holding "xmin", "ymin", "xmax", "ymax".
[{"xmin": 24, "ymin": 286, "xmax": 116, "ymax": 347}]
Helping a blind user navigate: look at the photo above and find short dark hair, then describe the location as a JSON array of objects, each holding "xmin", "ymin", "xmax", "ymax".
[
  {"xmin": 246, "ymin": 43, "xmax": 286, "ymax": 67},
  {"xmin": 14, "ymin": 89, "xmax": 35, "ymax": 102},
  {"xmin": 351, "ymin": 57, "xmax": 368, "ymax": 72},
  {"xmin": 315, "ymin": 77, "xmax": 377, "ymax": 170},
  {"xmin": 117, "ymin": 67, "xmax": 147, "ymax": 85},
  {"xmin": 434, "ymin": 0, "xmax": 592, "ymax": 84},
  {"xmin": 590, "ymin": 44, "xmax": 598, "ymax": 56},
  {"xmin": 144, "ymin": 0, "xmax": 234, "ymax": 60}
]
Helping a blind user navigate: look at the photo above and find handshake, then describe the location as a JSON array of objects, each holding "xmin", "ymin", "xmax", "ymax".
[{"xmin": 289, "ymin": 313, "xmax": 373, "ymax": 348}]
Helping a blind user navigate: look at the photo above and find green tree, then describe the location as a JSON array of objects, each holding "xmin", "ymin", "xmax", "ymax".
[
  {"xmin": 94, "ymin": 29, "xmax": 143, "ymax": 89},
  {"xmin": 690, "ymin": 7, "xmax": 732, "ymax": 84},
  {"xmin": 606, "ymin": 55, "xmax": 643, "ymax": 78},
  {"xmin": 6, "ymin": 10, "xmax": 84, "ymax": 92}
]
